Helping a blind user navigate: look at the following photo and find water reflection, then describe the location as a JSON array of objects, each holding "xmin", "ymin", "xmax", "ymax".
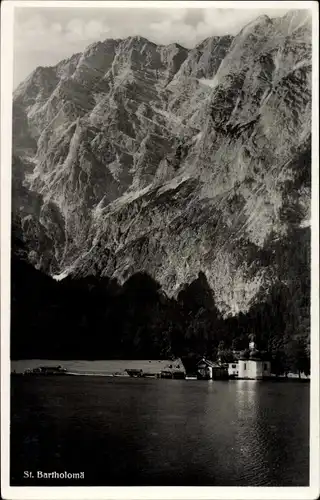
[
  {"xmin": 233, "ymin": 380, "xmax": 271, "ymax": 484},
  {"xmin": 11, "ymin": 377, "xmax": 309, "ymax": 486}
]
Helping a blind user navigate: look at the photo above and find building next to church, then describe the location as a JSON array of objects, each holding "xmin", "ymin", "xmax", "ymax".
[
  {"xmin": 196, "ymin": 358, "xmax": 229, "ymax": 380},
  {"xmin": 228, "ymin": 335, "xmax": 271, "ymax": 380},
  {"xmin": 228, "ymin": 362, "xmax": 239, "ymax": 378}
]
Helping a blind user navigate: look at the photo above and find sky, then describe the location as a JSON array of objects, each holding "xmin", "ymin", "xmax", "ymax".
[{"xmin": 13, "ymin": 5, "xmax": 291, "ymax": 88}]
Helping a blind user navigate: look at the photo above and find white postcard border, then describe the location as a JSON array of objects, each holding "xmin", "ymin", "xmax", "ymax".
[{"xmin": 1, "ymin": 1, "xmax": 319, "ymax": 499}]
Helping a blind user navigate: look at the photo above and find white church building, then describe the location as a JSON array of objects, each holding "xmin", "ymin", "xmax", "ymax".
[{"xmin": 228, "ymin": 337, "xmax": 271, "ymax": 380}]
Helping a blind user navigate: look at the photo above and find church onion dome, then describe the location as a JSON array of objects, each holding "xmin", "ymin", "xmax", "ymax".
[
  {"xmin": 249, "ymin": 349, "xmax": 261, "ymax": 360},
  {"xmin": 239, "ymin": 350, "xmax": 248, "ymax": 360}
]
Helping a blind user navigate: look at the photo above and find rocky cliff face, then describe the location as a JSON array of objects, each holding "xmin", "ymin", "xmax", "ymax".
[{"xmin": 12, "ymin": 10, "xmax": 311, "ymax": 316}]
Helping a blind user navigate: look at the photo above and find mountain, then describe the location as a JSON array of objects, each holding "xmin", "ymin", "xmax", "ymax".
[{"xmin": 12, "ymin": 9, "xmax": 311, "ymax": 322}]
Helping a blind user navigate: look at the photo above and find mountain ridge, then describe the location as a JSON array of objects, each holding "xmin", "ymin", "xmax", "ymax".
[{"xmin": 12, "ymin": 10, "xmax": 311, "ymax": 319}]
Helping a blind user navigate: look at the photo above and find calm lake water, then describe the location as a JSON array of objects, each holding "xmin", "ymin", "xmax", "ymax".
[{"xmin": 11, "ymin": 370, "xmax": 309, "ymax": 486}]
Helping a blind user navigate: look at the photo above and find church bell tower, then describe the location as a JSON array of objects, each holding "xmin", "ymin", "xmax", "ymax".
[{"xmin": 249, "ymin": 333, "xmax": 256, "ymax": 351}]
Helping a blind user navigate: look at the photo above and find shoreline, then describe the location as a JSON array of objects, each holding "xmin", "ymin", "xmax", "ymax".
[
  {"xmin": 10, "ymin": 373, "xmax": 310, "ymax": 382},
  {"xmin": 10, "ymin": 359, "xmax": 310, "ymax": 382}
]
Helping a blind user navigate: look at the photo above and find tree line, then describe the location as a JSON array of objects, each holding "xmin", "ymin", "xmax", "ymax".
[{"xmin": 11, "ymin": 240, "xmax": 310, "ymax": 377}]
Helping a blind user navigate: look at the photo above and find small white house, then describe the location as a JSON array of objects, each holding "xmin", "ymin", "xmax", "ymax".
[{"xmin": 228, "ymin": 362, "xmax": 239, "ymax": 378}]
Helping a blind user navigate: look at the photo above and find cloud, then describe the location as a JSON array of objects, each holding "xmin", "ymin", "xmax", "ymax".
[
  {"xmin": 51, "ymin": 22, "xmax": 62, "ymax": 34},
  {"xmin": 13, "ymin": 6, "xmax": 291, "ymax": 87},
  {"xmin": 66, "ymin": 18, "xmax": 84, "ymax": 37},
  {"xmin": 149, "ymin": 19, "xmax": 198, "ymax": 47},
  {"xmin": 85, "ymin": 20, "xmax": 109, "ymax": 39}
]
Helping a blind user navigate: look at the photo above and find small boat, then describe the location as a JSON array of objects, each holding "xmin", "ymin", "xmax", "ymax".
[
  {"xmin": 23, "ymin": 365, "xmax": 68, "ymax": 376},
  {"xmin": 126, "ymin": 369, "xmax": 143, "ymax": 378}
]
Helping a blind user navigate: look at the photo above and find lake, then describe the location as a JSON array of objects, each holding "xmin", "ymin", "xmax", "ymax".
[{"xmin": 10, "ymin": 370, "xmax": 310, "ymax": 486}]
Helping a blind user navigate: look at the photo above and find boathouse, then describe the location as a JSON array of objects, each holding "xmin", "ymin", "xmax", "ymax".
[
  {"xmin": 228, "ymin": 337, "xmax": 271, "ymax": 380},
  {"xmin": 196, "ymin": 358, "xmax": 228, "ymax": 380}
]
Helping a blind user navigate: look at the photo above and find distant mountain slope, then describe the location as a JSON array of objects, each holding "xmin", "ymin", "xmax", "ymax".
[{"xmin": 12, "ymin": 9, "xmax": 311, "ymax": 317}]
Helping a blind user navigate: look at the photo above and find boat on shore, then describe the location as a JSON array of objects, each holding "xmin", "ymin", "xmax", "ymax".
[
  {"xmin": 14, "ymin": 365, "xmax": 68, "ymax": 376},
  {"xmin": 126, "ymin": 369, "xmax": 144, "ymax": 378}
]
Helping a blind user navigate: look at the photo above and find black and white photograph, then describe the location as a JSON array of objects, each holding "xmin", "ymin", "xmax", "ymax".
[{"xmin": 1, "ymin": 1, "xmax": 319, "ymax": 498}]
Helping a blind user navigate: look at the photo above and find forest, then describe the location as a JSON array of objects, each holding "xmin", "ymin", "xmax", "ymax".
[{"xmin": 11, "ymin": 232, "xmax": 310, "ymax": 377}]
